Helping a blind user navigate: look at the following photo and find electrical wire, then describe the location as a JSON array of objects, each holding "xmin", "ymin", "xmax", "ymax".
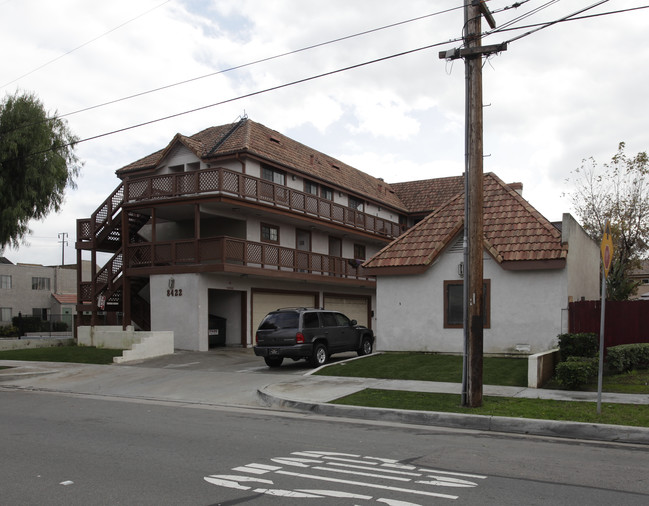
[
  {"xmin": 0, "ymin": 0, "xmax": 173, "ymax": 89},
  {"xmin": 5, "ymin": 1, "xmax": 648, "ymax": 162}
]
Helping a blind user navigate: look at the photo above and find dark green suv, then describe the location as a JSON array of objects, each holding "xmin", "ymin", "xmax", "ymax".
[{"xmin": 254, "ymin": 307, "xmax": 374, "ymax": 368}]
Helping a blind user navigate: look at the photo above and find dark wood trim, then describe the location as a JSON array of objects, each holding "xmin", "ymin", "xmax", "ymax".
[
  {"xmin": 443, "ymin": 279, "xmax": 491, "ymax": 329},
  {"xmin": 240, "ymin": 291, "xmax": 247, "ymax": 347}
]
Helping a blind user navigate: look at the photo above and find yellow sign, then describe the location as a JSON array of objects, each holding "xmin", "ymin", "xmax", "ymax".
[{"xmin": 600, "ymin": 221, "xmax": 613, "ymax": 279}]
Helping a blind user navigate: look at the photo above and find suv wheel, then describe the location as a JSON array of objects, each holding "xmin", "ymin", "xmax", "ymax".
[
  {"xmin": 358, "ymin": 337, "xmax": 373, "ymax": 356},
  {"xmin": 264, "ymin": 356, "xmax": 284, "ymax": 368},
  {"xmin": 310, "ymin": 343, "xmax": 328, "ymax": 368}
]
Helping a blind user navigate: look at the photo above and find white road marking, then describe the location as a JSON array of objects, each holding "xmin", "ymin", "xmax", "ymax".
[
  {"xmin": 203, "ymin": 477, "xmax": 250, "ymax": 490},
  {"xmin": 329, "ymin": 462, "xmax": 422, "ymax": 477},
  {"xmin": 377, "ymin": 499, "xmax": 423, "ymax": 506},
  {"xmin": 418, "ymin": 476, "xmax": 479, "ymax": 487},
  {"xmin": 296, "ymin": 489, "xmax": 373, "ymax": 499},
  {"xmin": 275, "ymin": 470, "xmax": 459, "ymax": 500},
  {"xmin": 59, "ymin": 481, "xmax": 74, "ymax": 486},
  {"xmin": 233, "ymin": 466, "xmax": 271, "ymax": 474},
  {"xmin": 419, "ymin": 468, "xmax": 487, "ymax": 479},
  {"xmin": 311, "ymin": 465, "xmax": 412, "ymax": 482},
  {"xmin": 253, "ymin": 488, "xmax": 322, "ymax": 497}
]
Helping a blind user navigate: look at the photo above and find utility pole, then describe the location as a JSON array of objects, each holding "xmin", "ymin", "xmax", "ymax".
[
  {"xmin": 440, "ymin": 1, "xmax": 506, "ymax": 407},
  {"xmin": 58, "ymin": 232, "xmax": 68, "ymax": 266}
]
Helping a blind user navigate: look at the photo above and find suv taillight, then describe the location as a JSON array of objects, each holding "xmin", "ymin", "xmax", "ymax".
[
  {"xmin": 296, "ymin": 332, "xmax": 305, "ymax": 344},
  {"xmin": 255, "ymin": 332, "xmax": 259, "ymax": 344}
]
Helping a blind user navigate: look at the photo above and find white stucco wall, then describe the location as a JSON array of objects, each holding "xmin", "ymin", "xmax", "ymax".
[
  {"xmin": 376, "ymin": 248, "xmax": 566, "ymax": 354},
  {"xmin": 149, "ymin": 271, "xmax": 375, "ymax": 351}
]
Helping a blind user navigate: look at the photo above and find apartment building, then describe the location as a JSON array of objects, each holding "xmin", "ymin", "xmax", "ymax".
[
  {"xmin": 0, "ymin": 258, "xmax": 79, "ymax": 329},
  {"xmin": 76, "ymin": 118, "xmax": 412, "ymax": 351}
]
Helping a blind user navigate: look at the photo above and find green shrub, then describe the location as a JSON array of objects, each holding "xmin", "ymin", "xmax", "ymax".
[
  {"xmin": 606, "ymin": 343, "xmax": 649, "ymax": 373},
  {"xmin": 555, "ymin": 356, "xmax": 598, "ymax": 389},
  {"xmin": 0, "ymin": 325, "xmax": 19, "ymax": 337},
  {"xmin": 52, "ymin": 321, "xmax": 69, "ymax": 332},
  {"xmin": 558, "ymin": 333, "xmax": 599, "ymax": 359}
]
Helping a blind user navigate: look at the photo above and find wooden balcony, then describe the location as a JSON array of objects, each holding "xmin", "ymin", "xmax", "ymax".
[
  {"xmin": 123, "ymin": 167, "xmax": 403, "ymax": 239},
  {"xmin": 125, "ymin": 236, "xmax": 374, "ymax": 281}
]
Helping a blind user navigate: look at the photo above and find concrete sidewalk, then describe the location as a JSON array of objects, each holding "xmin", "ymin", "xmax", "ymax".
[{"xmin": 1, "ymin": 356, "xmax": 648, "ymax": 445}]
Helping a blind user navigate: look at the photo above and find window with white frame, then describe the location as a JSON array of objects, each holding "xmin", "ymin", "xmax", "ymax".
[
  {"xmin": 32, "ymin": 277, "xmax": 50, "ymax": 290},
  {"xmin": 0, "ymin": 275, "xmax": 11, "ymax": 289},
  {"xmin": 0, "ymin": 307, "xmax": 11, "ymax": 321}
]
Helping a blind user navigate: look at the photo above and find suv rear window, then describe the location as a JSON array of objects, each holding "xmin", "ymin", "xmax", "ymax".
[{"xmin": 258, "ymin": 312, "xmax": 299, "ymax": 330}]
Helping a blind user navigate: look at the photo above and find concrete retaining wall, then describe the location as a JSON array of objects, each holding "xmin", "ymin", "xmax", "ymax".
[
  {"xmin": 77, "ymin": 326, "xmax": 174, "ymax": 362},
  {"xmin": 528, "ymin": 349, "xmax": 559, "ymax": 388},
  {"xmin": 0, "ymin": 338, "xmax": 75, "ymax": 351}
]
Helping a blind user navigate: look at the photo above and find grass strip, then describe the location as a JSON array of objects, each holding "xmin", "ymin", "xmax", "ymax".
[
  {"xmin": 332, "ymin": 389, "xmax": 649, "ymax": 427},
  {"xmin": 0, "ymin": 346, "xmax": 122, "ymax": 364},
  {"xmin": 317, "ymin": 353, "xmax": 527, "ymax": 387}
]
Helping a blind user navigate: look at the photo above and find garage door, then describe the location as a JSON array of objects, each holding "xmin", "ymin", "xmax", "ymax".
[
  {"xmin": 251, "ymin": 292, "xmax": 317, "ymax": 332},
  {"xmin": 324, "ymin": 295, "xmax": 370, "ymax": 328}
]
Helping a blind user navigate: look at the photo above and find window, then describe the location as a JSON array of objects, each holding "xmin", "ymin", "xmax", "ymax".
[
  {"xmin": 0, "ymin": 307, "xmax": 11, "ymax": 321},
  {"xmin": 320, "ymin": 312, "xmax": 338, "ymax": 327},
  {"xmin": 32, "ymin": 308, "xmax": 49, "ymax": 320},
  {"xmin": 304, "ymin": 180, "xmax": 318, "ymax": 195},
  {"xmin": 349, "ymin": 197, "xmax": 364, "ymax": 211},
  {"xmin": 32, "ymin": 277, "xmax": 50, "ymax": 290},
  {"xmin": 443, "ymin": 279, "xmax": 490, "ymax": 329},
  {"xmin": 0, "ymin": 275, "xmax": 11, "ymax": 289},
  {"xmin": 321, "ymin": 186, "xmax": 333, "ymax": 200},
  {"xmin": 334, "ymin": 313, "xmax": 351, "ymax": 326},
  {"xmin": 353, "ymin": 244, "xmax": 366, "ymax": 260},
  {"xmin": 261, "ymin": 165, "xmax": 286, "ymax": 185},
  {"xmin": 261, "ymin": 223, "xmax": 279, "ymax": 244},
  {"xmin": 302, "ymin": 312, "xmax": 320, "ymax": 329}
]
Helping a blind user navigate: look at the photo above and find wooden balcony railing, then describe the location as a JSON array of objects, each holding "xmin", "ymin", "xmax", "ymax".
[
  {"xmin": 126, "ymin": 236, "xmax": 374, "ymax": 281},
  {"xmin": 123, "ymin": 167, "xmax": 402, "ymax": 239}
]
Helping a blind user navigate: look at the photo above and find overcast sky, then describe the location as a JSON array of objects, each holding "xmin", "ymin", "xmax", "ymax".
[{"xmin": 1, "ymin": 0, "xmax": 648, "ymax": 266}]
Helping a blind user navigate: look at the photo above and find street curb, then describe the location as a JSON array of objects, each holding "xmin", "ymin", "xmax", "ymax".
[{"xmin": 257, "ymin": 386, "xmax": 649, "ymax": 445}]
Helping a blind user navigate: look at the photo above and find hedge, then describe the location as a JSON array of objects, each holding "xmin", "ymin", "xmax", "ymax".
[
  {"xmin": 606, "ymin": 343, "xmax": 649, "ymax": 373},
  {"xmin": 557, "ymin": 332, "xmax": 598, "ymax": 359},
  {"xmin": 555, "ymin": 356, "xmax": 598, "ymax": 389}
]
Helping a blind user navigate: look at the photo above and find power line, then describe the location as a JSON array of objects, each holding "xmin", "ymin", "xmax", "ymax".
[
  {"xmin": 6, "ymin": 1, "xmax": 648, "ymax": 162},
  {"xmin": 1, "ymin": 0, "xmax": 172, "ymax": 89},
  {"xmin": 1, "ymin": 4, "xmax": 463, "ymax": 137},
  {"xmin": 53, "ymin": 5, "xmax": 463, "ymax": 121}
]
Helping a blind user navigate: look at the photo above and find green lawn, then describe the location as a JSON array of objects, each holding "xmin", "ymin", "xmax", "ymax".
[
  {"xmin": 317, "ymin": 352, "xmax": 528, "ymax": 387},
  {"xmin": 320, "ymin": 353, "xmax": 649, "ymax": 427},
  {"xmin": 0, "ymin": 346, "xmax": 122, "ymax": 364},
  {"xmin": 332, "ymin": 389, "xmax": 649, "ymax": 427}
]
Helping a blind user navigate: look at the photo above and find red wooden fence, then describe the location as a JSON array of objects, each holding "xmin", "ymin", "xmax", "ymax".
[{"xmin": 569, "ymin": 300, "xmax": 649, "ymax": 349}]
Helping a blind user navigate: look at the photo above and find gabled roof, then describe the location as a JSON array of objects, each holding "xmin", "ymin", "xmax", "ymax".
[
  {"xmin": 117, "ymin": 118, "xmax": 408, "ymax": 211},
  {"xmin": 363, "ymin": 173, "xmax": 566, "ymax": 274}
]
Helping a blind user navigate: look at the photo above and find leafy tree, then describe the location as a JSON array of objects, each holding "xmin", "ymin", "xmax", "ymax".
[
  {"xmin": 0, "ymin": 91, "xmax": 82, "ymax": 249},
  {"xmin": 566, "ymin": 142, "xmax": 649, "ymax": 300}
]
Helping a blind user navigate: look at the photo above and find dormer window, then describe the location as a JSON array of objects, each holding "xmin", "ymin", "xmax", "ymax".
[{"xmin": 261, "ymin": 165, "xmax": 286, "ymax": 185}]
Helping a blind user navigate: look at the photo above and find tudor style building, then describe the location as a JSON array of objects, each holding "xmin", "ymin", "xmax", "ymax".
[{"xmin": 76, "ymin": 118, "xmax": 411, "ymax": 350}]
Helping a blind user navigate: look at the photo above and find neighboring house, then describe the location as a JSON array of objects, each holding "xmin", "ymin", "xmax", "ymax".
[
  {"xmin": 0, "ymin": 258, "xmax": 88, "ymax": 330},
  {"xmin": 363, "ymin": 173, "xmax": 600, "ymax": 355},
  {"xmin": 629, "ymin": 259, "xmax": 649, "ymax": 300},
  {"xmin": 76, "ymin": 118, "xmax": 411, "ymax": 351}
]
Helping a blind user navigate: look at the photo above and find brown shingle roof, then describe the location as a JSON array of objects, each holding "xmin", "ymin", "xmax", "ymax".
[
  {"xmin": 364, "ymin": 173, "xmax": 566, "ymax": 272},
  {"xmin": 117, "ymin": 119, "xmax": 408, "ymax": 211},
  {"xmin": 390, "ymin": 176, "xmax": 464, "ymax": 214}
]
